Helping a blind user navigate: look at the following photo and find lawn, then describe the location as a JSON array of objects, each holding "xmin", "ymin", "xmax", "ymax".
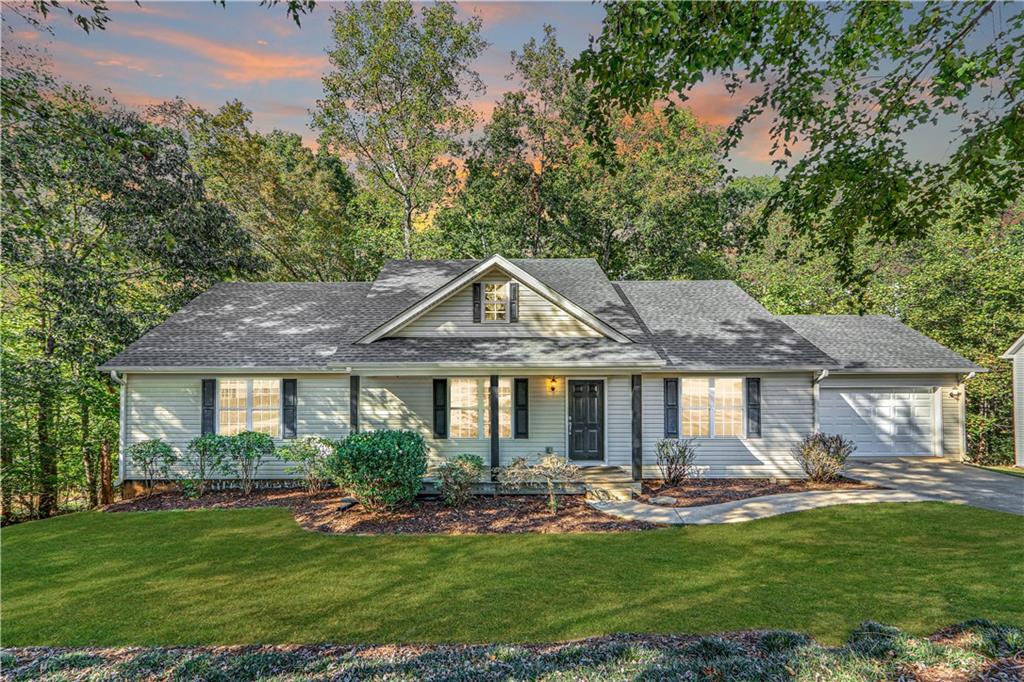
[
  {"xmin": 974, "ymin": 464, "xmax": 1024, "ymax": 479},
  {"xmin": 3, "ymin": 502, "xmax": 1022, "ymax": 647}
]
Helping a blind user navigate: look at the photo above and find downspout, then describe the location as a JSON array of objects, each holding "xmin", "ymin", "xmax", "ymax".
[
  {"xmin": 109, "ymin": 371, "xmax": 127, "ymax": 483},
  {"xmin": 812, "ymin": 369, "xmax": 829, "ymax": 433}
]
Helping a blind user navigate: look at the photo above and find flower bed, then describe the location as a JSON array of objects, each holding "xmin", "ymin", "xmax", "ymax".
[
  {"xmin": 640, "ymin": 477, "xmax": 876, "ymax": 508},
  {"xmin": 4, "ymin": 620, "xmax": 1020, "ymax": 682},
  {"xmin": 105, "ymin": 489, "xmax": 654, "ymax": 534}
]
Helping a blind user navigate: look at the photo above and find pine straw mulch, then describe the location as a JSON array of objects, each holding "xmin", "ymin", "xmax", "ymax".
[
  {"xmin": 639, "ymin": 477, "xmax": 878, "ymax": 508},
  {"xmin": 104, "ymin": 489, "xmax": 656, "ymax": 534}
]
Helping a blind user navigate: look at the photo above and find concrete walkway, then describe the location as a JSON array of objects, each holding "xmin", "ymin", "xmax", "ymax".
[
  {"xmin": 844, "ymin": 458, "xmax": 1024, "ymax": 515},
  {"xmin": 588, "ymin": 489, "xmax": 937, "ymax": 525}
]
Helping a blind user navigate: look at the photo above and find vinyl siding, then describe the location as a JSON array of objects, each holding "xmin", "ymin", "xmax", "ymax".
[
  {"xmin": 124, "ymin": 373, "xmax": 350, "ymax": 480},
  {"xmin": 392, "ymin": 267, "xmax": 602, "ymax": 338},
  {"xmin": 1014, "ymin": 357, "xmax": 1024, "ymax": 466},
  {"xmin": 818, "ymin": 373, "xmax": 962, "ymax": 459},
  {"xmin": 641, "ymin": 373, "xmax": 814, "ymax": 479}
]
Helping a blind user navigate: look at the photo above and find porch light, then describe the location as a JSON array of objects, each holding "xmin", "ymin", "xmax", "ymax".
[{"xmin": 547, "ymin": 377, "xmax": 558, "ymax": 394}]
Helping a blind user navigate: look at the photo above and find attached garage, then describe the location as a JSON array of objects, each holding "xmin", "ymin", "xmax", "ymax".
[{"xmin": 819, "ymin": 387, "xmax": 938, "ymax": 457}]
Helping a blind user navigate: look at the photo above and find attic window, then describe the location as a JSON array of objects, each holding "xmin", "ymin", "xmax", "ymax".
[{"xmin": 483, "ymin": 282, "xmax": 508, "ymax": 322}]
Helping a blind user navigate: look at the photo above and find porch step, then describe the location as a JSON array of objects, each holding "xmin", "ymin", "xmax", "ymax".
[{"xmin": 577, "ymin": 466, "xmax": 639, "ymax": 501}]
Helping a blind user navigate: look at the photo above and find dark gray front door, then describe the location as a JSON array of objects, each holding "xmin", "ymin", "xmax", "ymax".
[{"xmin": 569, "ymin": 380, "xmax": 604, "ymax": 461}]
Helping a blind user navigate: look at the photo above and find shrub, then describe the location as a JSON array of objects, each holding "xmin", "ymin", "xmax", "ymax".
[
  {"xmin": 847, "ymin": 621, "xmax": 909, "ymax": 658},
  {"xmin": 278, "ymin": 436, "xmax": 335, "ymax": 493},
  {"xmin": 327, "ymin": 430, "xmax": 427, "ymax": 511},
  {"xmin": 225, "ymin": 431, "xmax": 274, "ymax": 495},
  {"xmin": 436, "ymin": 454, "xmax": 485, "ymax": 507},
  {"xmin": 498, "ymin": 456, "xmax": 580, "ymax": 514},
  {"xmin": 794, "ymin": 432, "xmax": 856, "ymax": 482},
  {"xmin": 756, "ymin": 629, "xmax": 812, "ymax": 655},
  {"xmin": 126, "ymin": 439, "xmax": 176, "ymax": 495},
  {"xmin": 655, "ymin": 438, "xmax": 697, "ymax": 485},
  {"xmin": 183, "ymin": 434, "xmax": 229, "ymax": 497}
]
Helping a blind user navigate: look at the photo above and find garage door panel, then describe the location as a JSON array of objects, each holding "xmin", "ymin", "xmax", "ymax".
[{"xmin": 820, "ymin": 388, "xmax": 934, "ymax": 457}]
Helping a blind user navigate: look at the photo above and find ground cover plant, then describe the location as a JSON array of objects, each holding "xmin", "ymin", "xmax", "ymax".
[
  {"xmin": 3, "ymin": 502, "xmax": 1021, "ymax": 646},
  {"xmin": 2, "ymin": 620, "xmax": 1020, "ymax": 681}
]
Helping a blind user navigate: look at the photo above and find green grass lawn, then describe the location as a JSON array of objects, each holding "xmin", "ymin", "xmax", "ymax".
[
  {"xmin": 3, "ymin": 502, "xmax": 1022, "ymax": 647},
  {"xmin": 975, "ymin": 464, "xmax": 1024, "ymax": 479}
]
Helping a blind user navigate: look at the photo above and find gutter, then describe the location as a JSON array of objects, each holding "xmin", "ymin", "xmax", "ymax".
[{"xmin": 109, "ymin": 370, "xmax": 127, "ymax": 484}]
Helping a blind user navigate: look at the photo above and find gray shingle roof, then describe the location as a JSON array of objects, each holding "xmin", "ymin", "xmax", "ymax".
[
  {"xmin": 99, "ymin": 258, "xmax": 973, "ymax": 373},
  {"xmin": 781, "ymin": 315, "xmax": 981, "ymax": 371},
  {"xmin": 618, "ymin": 281, "xmax": 837, "ymax": 369}
]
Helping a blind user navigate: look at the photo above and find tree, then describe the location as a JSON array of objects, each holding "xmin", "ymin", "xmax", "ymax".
[
  {"xmin": 577, "ymin": 1, "xmax": 1024, "ymax": 296},
  {"xmin": 2, "ymin": 63, "xmax": 256, "ymax": 516},
  {"xmin": 313, "ymin": 0, "xmax": 486, "ymax": 259}
]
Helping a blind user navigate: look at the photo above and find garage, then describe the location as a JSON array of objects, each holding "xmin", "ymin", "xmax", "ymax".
[{"xmin": 819, "ymin": 388, "xmax": 937, "ymax": 457}]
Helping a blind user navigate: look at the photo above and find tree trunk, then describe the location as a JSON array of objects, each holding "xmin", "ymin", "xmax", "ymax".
[
  {"xmin": 1, "ymin": 431, "xmax": 12, "ymax": 521},
  {"xmin": 403, "ymin": 196, "xmax": 413, "ymax": 259},
  {"xmin": 100, "ymin": 440, "xmax": 114, "ymax": 505},
  {"xmin": 80, "ymin": 396, "xmax": 97, "ymax": 508},
  {"xmin": 37, "ymin": 335, "xmax": 58, "ymax": 518}
]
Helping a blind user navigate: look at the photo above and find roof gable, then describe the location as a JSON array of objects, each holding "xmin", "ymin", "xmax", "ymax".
[
  {"xmin": 1002, "ymin": 334, "xmax": 1024, "ymax": 359},
  {"xmin": 357, "ymin": 255, "xmax": 632, "ymax": 344}
]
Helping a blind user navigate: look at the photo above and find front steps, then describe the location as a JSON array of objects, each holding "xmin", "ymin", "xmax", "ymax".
[{"xmin": 421, "ymin": 466, "xmax": 639, "ymax": 500}]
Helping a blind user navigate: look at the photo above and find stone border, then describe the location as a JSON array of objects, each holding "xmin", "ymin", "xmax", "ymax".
[{"xmin": 588, "ymin": 489, "xmax": 940, "ymax": 525}]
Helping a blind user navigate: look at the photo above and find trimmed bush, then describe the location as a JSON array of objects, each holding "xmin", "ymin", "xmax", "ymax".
[
  {"xmin": 327, "ymin": 430, "xmax": 427, "ymax": 511},
  {"xmin": 225, "ymin": 431, "xmax": 274, "ymax": 495},
  {"xmin": 436, "ymin": 454, "xmax": 485, "ymax": 507},
  {"xmin": 126, "ymin": 439, "xmax": 176, "ymax": 495},
  {"xmin": 278, "ymin": 436, "xmax": 335, "ymax": 493},
  {"xmin": 183, "ymin": 434, "xmax": 229, "ymax": 497},
  {"xmin": 655, "ymin": 438, "xmax": 697, "ymax": 485},
  {"xmin": 794, "ymin": 432, "xmax": 856, "ymax": 482}
]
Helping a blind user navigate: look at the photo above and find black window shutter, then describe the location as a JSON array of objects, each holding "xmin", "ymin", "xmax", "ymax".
[
  {"xmin": 433, "ymin": 379, "xmax": 448, "ymax": 438},
  {"xmin": 663, "ymin": 378, "xmax": 679, "ymax": 438},
  {"xmin": 282, "ymin": 379, "xmax": 297, "ymax": 439},
  {"xmin": 514, "ymin": 377, "xmax": 529, "ymax": 439},
  {"xmin": 472, "ymin": 283, "xmax": 482, "ymax": 323},
  {"xmin": 746, "ymin": 377, "xmax": 761, "ymax": 438},
  {"xmin": 509, "ymin": 282, "xmax": 520, "ymax": 322},
  {"xmin": 201, "ymin": 379, "xmax": 216, "ymax": 435}
]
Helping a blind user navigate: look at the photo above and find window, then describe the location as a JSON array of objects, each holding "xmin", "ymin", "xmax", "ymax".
[
  {"xmin": 218, "ymin": 379, "xmax": 281, "ymax": 437},
  {"xmin": 449, "ymin": 377, "xmax": 513, "ymax": 439},
  {"xmin": 450, "ymin": 378, "xmax": 479, "ymax": 438},
  {"xmin": 483, "ymin": 282, "xmax": 508, "ymax": 322},
  {"xmin": 680, "ymin": 377, "xmax": 744, "ymax": 438}
]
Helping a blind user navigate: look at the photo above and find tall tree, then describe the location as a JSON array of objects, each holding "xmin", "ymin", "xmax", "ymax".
[
  {"xmin": 313, "ymin": 0, "xmax": 486, "ymax": 259},
  {"xmin": 2, "ymin": 64, "xmax": 257, "ymax": 517},
  {"xmin": 577, "ymin": 1, "xmax": 1024, "ymax": 297}
]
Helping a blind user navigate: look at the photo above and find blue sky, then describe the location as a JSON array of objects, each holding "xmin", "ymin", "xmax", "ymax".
[{"xmin": 5, "ymin": 1, "xmax": 1011, "ymax": 176}]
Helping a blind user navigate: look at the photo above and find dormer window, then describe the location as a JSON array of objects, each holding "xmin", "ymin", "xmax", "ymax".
[{"xmin": 483, "ymin": 282, "xmax": 508, "ymax": 322}]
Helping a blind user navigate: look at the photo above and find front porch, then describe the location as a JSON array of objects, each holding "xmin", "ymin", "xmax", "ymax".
[{"xmin": 421, "ymin": 464, "xmax": 638, "ymax": 501}]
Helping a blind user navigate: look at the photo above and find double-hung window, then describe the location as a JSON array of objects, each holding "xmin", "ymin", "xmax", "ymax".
[
  {"xmin": 218, "ymin": 378, "xmax": 281, "ymax": 437},
  {"xmin": 681, "ymin": 377, "xmax": 744, "ymax": 438},
  {"xmin": 448, "ymin": 377, "xmax": 512, "ymax": 438},
  {"xmin": 483, "ymin": 282, "xmax": 508, "ymax": 322}
]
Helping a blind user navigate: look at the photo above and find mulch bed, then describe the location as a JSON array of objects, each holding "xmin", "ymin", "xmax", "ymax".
[
  {"xmin": 105, "ymin": 489, "xmax": 656, "ymax": 534},
  {"xmin": 639, "ymin": 477, "xmax": 877, "ymax": 508}
]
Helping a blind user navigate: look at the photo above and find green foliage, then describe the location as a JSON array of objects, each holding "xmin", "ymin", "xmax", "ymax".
[
  {"xmin": 578, "ymin": 2, "xmax": 1024, "ymax": 294},
  {"xmin": 435, "ymin": 454, "xmax": 485, "ymax": 508},
  {"xmin": 183, "ymin": 434, "xmax": 230, "ymax": 497},
  {"xmin": 277, "ymin": 436, "xmax": 335, "ymax": 493},
  {"xmin": 757, "ymin": 630, "xmax": 813, "ymax": 655},
  {"xmin": 794, "ymin": 433, "xmax": 856, "ymax": 483},
  {"xmin": 327, "ymin": 430, "xmax": 427, "ymax": 511},
  {"xmin": 313, "ymin": 0, "xmax": 487, "ymax": 258},
  {"xmin": 224, "ymin": 432, "xmax": 274, "ymax": 495},
  {"xmin": 126, "ymin": 440, "xmax": 177, "ymax": 493},
  {"xmin": 680, "ymin": 636, "xmax": 746, "ymax": 661}
]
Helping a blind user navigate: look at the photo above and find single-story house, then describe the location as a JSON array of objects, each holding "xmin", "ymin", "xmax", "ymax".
[
  {"xmin": 1002, "ymin": 335, "xmax": 1024, "ymax": 467},
  {"xmin": 99, "ymin": 255, "xmax": 982, "ymax": 485}
]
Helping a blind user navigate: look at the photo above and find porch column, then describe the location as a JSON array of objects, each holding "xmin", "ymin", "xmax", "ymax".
[
  {"xmin": 631, "ymin": 375, "xmax": 642, "ymax": 481},
  {"xmin": 490, "ymin": 374, "xmax": 499, "ymax": 480},
  {"xmin": 349, "ymin": 375, "xmax": 360, "ymax": 434}
]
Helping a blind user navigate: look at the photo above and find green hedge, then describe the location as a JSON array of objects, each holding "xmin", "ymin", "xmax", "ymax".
[{"xmin": 327, "ymin": 430, "xmax": 427, "ymax": 511}]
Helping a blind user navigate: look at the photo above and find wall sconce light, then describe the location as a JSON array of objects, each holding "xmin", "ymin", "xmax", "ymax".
[{"xmin": 547, "ymin": 377, "xmax": 558, "ymax": 394}]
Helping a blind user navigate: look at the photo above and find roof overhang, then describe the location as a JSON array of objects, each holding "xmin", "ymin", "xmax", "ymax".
[
  {"xmin": 356, "ymin": 254, "xmax": 632, "ymax": 344},
  {"xmin": 826, "ymin": 367, "xmax": 988, "ymax": 374},
  {"xmin": 96, "ymin": 365, "xmax": 352, "ymax": 374},
  {"xmin": 1001, "ymin": 334, "xmax": 1024, "ymax": 359}
]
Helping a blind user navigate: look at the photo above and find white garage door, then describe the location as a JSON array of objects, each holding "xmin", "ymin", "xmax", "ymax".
[{"xmin": 819, "ymin": 389, "xmax": 935, "ymax": 457}]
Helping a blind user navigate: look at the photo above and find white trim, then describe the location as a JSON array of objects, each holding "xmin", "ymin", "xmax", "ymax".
[
  {"xmin": 357, "ymin": 255, "xmax": 632, "ymax": 344},
  {"xmin": 565, "ymin": 377, "xmax": 608, "ymax": 462},
  {"xmin": 678, "ymin": 376, "xmax": 746, "ymax": 440},
  {"xmin": 98, "ymin": 366, "xmax": 351, "ymax": 374},
  {"xmin": 932, "ymin": 387, "xmax": 943, "ymax": 457},
  {"xmin": 481, "ymin": 280, "xmax": 510, "ymax": 324},
  {"xmin": 826, "ymin": 367, "xmax": 987, "ymax": 374},
  {"xmin": 215, "ymin": 377, "xmax": 283, "ymax": 438},
  {"xmin": 1001, "ymin": 334, "xmax": 1024, "ymax": 359}
]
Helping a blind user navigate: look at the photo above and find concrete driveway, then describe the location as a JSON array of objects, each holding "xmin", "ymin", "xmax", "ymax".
[{"xmin": 844, "ymin": 458, "xmax": 1024, "ymax": 515}]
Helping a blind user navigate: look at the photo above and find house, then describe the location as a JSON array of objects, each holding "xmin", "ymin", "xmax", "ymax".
[
  {"xmin": 99, "ymin": 255, "xmax": 982, "ymax": 487},
  {"xmin": 1002, "ymin": 335, "xmax": 1024, "ymax": 467}
]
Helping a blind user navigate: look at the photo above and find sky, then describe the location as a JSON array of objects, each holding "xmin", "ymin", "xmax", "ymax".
[{"xmin": 3, "ymin": 1, "xmax": 1008, "ymax": 176}]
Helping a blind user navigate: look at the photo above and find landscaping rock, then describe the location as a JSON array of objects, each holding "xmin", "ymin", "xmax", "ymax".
[{"xmin": 650, "ymin": 495, "xmax": 677, "ymax": 505}]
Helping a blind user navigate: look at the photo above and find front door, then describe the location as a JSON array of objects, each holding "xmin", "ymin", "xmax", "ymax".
[{"xmin": 569, "ymin": 380, "xmax": 604, "ymax": 461}]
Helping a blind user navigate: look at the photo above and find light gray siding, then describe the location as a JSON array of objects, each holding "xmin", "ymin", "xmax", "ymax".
[
  {"xmin": 641, "ymin": 373, "xmax": 813, "ymax": 479},
  {"xmin": 124, "ymin": 373, "xmax": 350, "ymax": 480},
  {"xmin": 392, "ymin": 267, "xmax": 602, "ymax": 338},
  {"xmin": 1014, "ymin": 357, "xmax": 1024, "ymax": 466}
]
